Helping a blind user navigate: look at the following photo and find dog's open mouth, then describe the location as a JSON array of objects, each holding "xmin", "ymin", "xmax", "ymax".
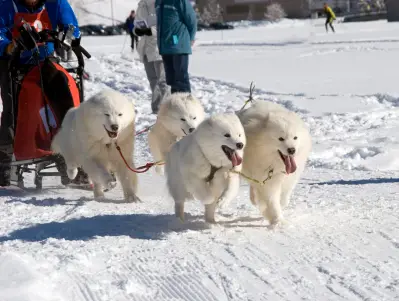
[
  {"xmin": 278, "ymin": 150, "xmax": 297, "ymax": 174},
  {"xmin": 222, "ymin": 145, "xmax": 242, "ymax": 167},
  {"xmin": 182, "ymin": 129, "xmax": 188, "ymax": 136},
  {"xmin": 104, "ymin": 125, "xmax": 118, "ymax": 139}
]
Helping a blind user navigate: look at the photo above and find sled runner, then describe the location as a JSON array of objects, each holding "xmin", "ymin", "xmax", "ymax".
[{"xmin": 3, "ymin": 25, "xmax": 93, "ymax": 190}]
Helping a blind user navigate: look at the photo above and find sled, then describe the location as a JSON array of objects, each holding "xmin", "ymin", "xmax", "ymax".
[{"xmin": 3, "ymin": 25, "xmax": 94, "ymax": 190}]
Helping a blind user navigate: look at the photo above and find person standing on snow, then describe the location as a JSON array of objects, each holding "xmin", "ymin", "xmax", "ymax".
[
  {"xmin": 134, "ymin": 0, "xmax": 170, "ymax": 114},
  {"xmin": 0, "ymin": 0, "xmax": 81, "ymax": 186},
  {"xmin": 125, "ymin": 10, "xmax": 138, "ymax": 51},
  {"xmin": 324, "ymin": 3, "xmax": 336, "ymax": 33},
  {"xmin": 155, "ymin": 0, "xmax": 197, "ymax": 94}
]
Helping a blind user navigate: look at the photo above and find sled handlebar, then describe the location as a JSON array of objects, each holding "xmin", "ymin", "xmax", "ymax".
[
  {"xmin": 38, "ymin": 28, "xmax": 92, "ymax": 68},
  {"xmin": 10, "ymin": 24, "xmax": 91, "ymax": 72},
  {"xmin": 39, "ymin": 29, "xmax": 91, "ymax": 58}
]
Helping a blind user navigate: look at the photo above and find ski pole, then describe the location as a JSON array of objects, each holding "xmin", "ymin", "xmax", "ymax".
[{"xmin": 120, "ymin": 34, "xmax": 128, "ymax": 54}]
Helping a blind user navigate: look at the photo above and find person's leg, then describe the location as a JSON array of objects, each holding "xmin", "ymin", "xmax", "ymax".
[
  {"xmin": 143, "ymin": 56, "xmax": 162, "ymax": 113},
  {"xmin": 172, "ymin": 54, "xmax": 191, "ymax": 93},
  {"xmin": 135, "ymin": 35, "xmax": 139, "ymax": 48},
  {"xmin": 130, "ymin": 32, "xmax": 135, "ymax": 50},
  {"xmin": 0, "ymin": 59, "xmax": 13, "ymax": 186},
  {"xmin": 152, "ymin": 59, "xmax": 170, "ymax": 113},
  {"xmin": 162, "ymin": 55, "xmax": 175, "ymax": 92},
  {"xmin": 329, "ymin": 21, "xmax": 335, "ymax": 33},
  {"xmin": 143, "ymin": 55, "xmax": 157, "ymax": 92},
  {"xmin": 325, "ymin": 18, "xmax": 329, "ymax": 32}
]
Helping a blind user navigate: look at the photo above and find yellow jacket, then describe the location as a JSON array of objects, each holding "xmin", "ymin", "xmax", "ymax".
[{"xmin": 324, "ymin": 6, "xmax": 336, "ymax": 19}]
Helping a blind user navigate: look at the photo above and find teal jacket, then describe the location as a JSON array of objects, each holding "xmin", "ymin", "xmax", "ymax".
[{"xmin": 155, "ymin": 0, "xmax": 197, "ymax": 55}]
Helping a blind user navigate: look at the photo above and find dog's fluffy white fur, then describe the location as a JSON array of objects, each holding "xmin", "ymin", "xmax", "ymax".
[
  {"xmin": 148, "ymin": 92, "xmax": 205, "ymax": 175},
  {"xmin": 51, "ymin": 89, "xmax": 139, "ymax": 202},
  {"xmin": 165, "ymin": 113, "xmax": 246, "ymax": 223},
  {"xmin": 237, "ymin": 100, "xmax": 312, "ymax": 226}
]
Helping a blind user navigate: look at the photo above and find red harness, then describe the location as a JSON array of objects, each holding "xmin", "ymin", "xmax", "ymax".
[{"xmin": 11, "ymin": 1, "xmax": 52, "ymax": 42}]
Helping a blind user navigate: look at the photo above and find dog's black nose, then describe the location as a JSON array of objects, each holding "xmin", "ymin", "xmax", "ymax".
[
  {"xmin": 287, "ymin": 147, "xmax": 296, "ymax": 155},
  {"xmin": 189, "ymin": 128, "xmax": 195, "ymax": 133},
  {"xmin": 236, "ymin": 142, "xmax": 244, "ymax": 150},
  {"xmin": 111, "ymin": 124, "xmax": 119, "ymax": 132}
]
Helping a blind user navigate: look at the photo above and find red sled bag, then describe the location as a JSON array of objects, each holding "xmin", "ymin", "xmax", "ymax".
[{"xmin": 13, "ymin": 59, "xmax": 81, "ymax": 161}]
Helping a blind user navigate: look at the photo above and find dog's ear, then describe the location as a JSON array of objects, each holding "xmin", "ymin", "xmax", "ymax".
[
  {"xmin": 206, "ymin": 116, "xmax": 215, "ymax": 127},
  {"xmin": 186, "ymin": 94, "xmax": 197, "ymax": 103},
  {"xmin": 263, "ymin": 112, "xmax": 271, "ymax": 127},
  {"xmin": 241, "ymin": 114, "xmax": 269, "ymax": 132}
]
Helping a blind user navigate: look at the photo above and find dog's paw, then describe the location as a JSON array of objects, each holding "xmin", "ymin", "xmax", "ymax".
[
  {"xmin": 125, "ymin": 194, "xmax": 142, "ymax": 203},
  {"xmin": 104, "ymin": 180, "xmax": 117, "ymax": 192},
  {"xmin": 155, "ymin": 165, "xmax": 164, "ymax": 176},
  {"xmin": 175, "ymin": 203, "xmax": 185, "ymax": 222},
  {"xmin": 205, "ymin": 216, "xmax": 216, "ymax": 224},
  {"xmin": 267, "ymin": 217, "xmax": 289, "ymax": 230},
  {"xmin": 99, "ymin": 173, "xmax": 116, "ymax": 187},
  {"xmin": 67, "ymin": 168, "xmax": 78, "ymax": 180},
  {"xmin": 94, "ymin": 195, "xmax": 106, "ymax": 202}
]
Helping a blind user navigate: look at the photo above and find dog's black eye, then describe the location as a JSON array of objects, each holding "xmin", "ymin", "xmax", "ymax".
[
  {"xmin": 105, "ymin": 114, "xmax": 110, "ymax": 117},
  {"xmin": 279, "ymin": 137, "xmax": 285, "ymax": 141},
  {"xmin": 193, "ymin": 117, "xmax": 196, "ymax": 120},
  {"xmin": 181, "ymin": 118, "xmax": 186, "ymax": 122},
  {"xmin": 294, "ymin": 136, "xmax": 298, "ymax": 140},
  {"xmin": 224, "ymin": 134, "xmax": 231, "ymax": 138},
  {"xmin": 118, "ymin": 113, "xmax": 123, "ymax": 117}
]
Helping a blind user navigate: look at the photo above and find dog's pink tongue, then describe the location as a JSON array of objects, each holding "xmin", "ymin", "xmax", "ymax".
[
  {"xmin": 283, "ymin": 156, "xmax": 297, "ymax": 174},
  {"xmin": 231, "ymin": 152, "xmax": 243, "ymax": 167},
  {"xmin": 290, "ymin": 156, "xmax": 297, "ymax": 173}
]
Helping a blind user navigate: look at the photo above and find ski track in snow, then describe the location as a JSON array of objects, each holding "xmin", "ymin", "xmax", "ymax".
[{"xmin": 1, "ymin": 42, "xmax": 399, "ymax": 300}]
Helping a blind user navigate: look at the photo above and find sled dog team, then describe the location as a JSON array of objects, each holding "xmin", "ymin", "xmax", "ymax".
[{"xmin": 51, "ymin": 89, "xmax": 312, "ymax": 227}]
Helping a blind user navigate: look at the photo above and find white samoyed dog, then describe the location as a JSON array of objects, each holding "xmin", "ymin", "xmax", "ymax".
[
  {"xmin": 237, "ymin": 100, "xmax": 312, "ymax": 226},
  {"xmin": 51, "ymin": 89, "xmax": 139, "ymax": 202},
  {"xmin": 148, "ymin": 92, "xmax": 205, "ymax": 175},
  {"xmin": 165, "ymin": 113, "xmax": 246, "ymax": 223}
]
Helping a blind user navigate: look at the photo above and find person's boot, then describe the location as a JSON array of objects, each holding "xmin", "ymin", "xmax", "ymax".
[
  {"xmin": 71, "ymin": 168, "xmax": 116, "ymax": 192},
  {"xmin": 0, "ymin": 149, "xmax": 12, "ymax": 187},
  {"xmin": 55, "ymin": 155, "xmax": 90, "ymax": 186},
  {"xmin": 0, "ymin": 128, "xmax": 14, "ymax": 187},
  {"xmin": 70, "ymin": 167, "xmax": 91, "ymax": 185}
]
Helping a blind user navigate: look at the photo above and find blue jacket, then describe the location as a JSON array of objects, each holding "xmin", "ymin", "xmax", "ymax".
[
  {"xmin": 0, "ymin": 0, "xmax": 80, "ymax": 63},
  {"xmin": 125, "ymin": 17, "xmax": 134, "ymax": 32},
  {"xmin": 155, "ymin": 0, "xmax": 197, "ymax": 55}
]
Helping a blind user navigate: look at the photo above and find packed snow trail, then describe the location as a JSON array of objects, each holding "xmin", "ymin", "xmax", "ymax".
[{"xmin": 0, "ymin": 168, "xmax": 398, "ymax": 301}]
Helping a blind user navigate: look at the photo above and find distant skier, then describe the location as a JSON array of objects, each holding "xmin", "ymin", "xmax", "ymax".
[
  {"xmin": 324, "ymin": 3, "xmax": 336, "ymax": 33},
  {"xmin": 125, "ymin": 10, "xmax": 138, "ymax": 51}
]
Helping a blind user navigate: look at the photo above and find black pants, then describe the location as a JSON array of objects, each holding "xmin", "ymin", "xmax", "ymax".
[
  {"xmin": 0, "ymin": 60, "xmax": 13, "ymax": 143},
  {"xmin": 130, "ymin": 32, "xmax": 138, "ymax": 50},
  {"xmin": 0, "ymin": 59, "xmax": 13, "ymax": 185},
  {"xmin": 162, "ymin": 54, "xmax": 191, "ymax": 94},
  {"xmin": 325, "ymin": 18, "xmax": 335, "ymax": 32}
]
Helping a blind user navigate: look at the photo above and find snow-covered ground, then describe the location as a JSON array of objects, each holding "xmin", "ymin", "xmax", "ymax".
[
  {"xmin": 70, "ymin": 0, "xmax": 140, "ymax": 25},
  {"xmin": 1, "ymin": 19, "xmax": 399, "ymax": 300}
]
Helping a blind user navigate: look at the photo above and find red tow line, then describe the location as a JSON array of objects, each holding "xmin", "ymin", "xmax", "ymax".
[
  {"xmin": 115, "ymin": 144, "xmax": 164, "ymax": 174},
  {"xmin": 135, "ymin": 124, "xmax": 154, "ymax": 136}
]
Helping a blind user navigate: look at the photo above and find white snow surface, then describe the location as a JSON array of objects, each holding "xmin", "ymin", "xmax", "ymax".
[
  {"xmin": 69, "ymin": 0, "xmax": 140, "ymax": 25},
  {"xmin": 1, "ymin": 20, "xmax": 399, "ymax": 300}
]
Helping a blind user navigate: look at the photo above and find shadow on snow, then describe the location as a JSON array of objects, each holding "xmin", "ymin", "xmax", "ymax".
[
  {"xmin": 0, "ymin": 213, "xmax": 210, "ymax": 242},
  {"xmin": 311, "ymin": 177, "xmax": 399, "ymax": 186}
]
